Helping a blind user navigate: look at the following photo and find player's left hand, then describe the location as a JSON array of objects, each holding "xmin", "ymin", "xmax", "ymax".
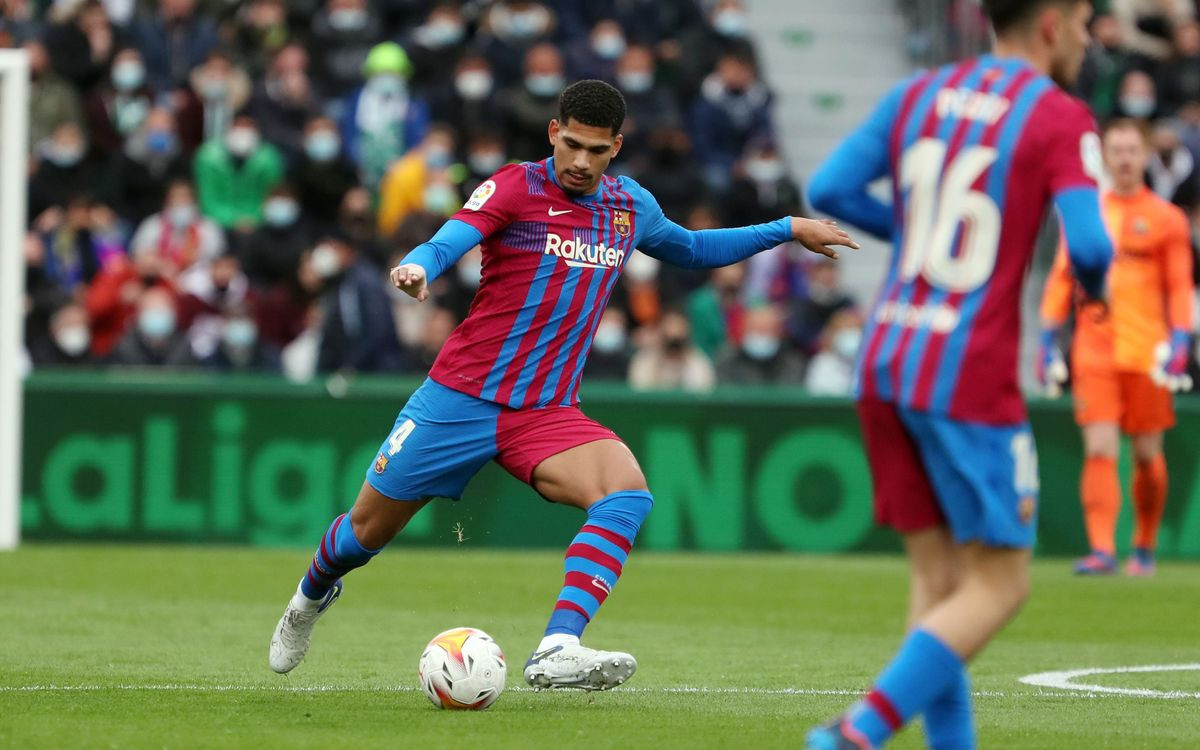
[
  {"xmin": 1151, "ymin": 329, "xmax": 1193, "ymax": 393},
  {"xmin": 791, "ymin": 218, "xmax": 859, "ymax": 260},
  {"xmin": 390, "ymin": 263, "xmax": 430, "ymax": 301}
]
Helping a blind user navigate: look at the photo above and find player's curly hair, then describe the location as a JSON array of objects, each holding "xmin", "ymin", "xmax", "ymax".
[
  {"xmin": 983, "ymin": 0, "xmax": 1087, "ymax": 33},
  {"xmin": 559, "ymin": 80, "xmax": 626, "ymax": 134}
]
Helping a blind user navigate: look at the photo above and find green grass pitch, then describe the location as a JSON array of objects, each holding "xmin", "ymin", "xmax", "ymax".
[{"xmin": 2, "ymin": 545, "xmax": 1198, "ymax": 748}]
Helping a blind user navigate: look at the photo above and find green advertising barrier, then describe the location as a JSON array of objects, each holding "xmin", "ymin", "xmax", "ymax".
[{"xmin": 18, "ymin": 372, "xmax": 1200, "ymax": 557}]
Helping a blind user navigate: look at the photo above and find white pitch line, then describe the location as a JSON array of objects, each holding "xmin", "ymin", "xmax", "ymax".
[{"xmin": 1019, "ymin": 663, "xmax": 1200, "ymax": 700}]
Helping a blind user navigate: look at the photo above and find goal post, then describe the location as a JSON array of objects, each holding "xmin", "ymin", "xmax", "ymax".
[{"xmin": 0, "ymin": 49, "xmax": 29, "ymax": 551}]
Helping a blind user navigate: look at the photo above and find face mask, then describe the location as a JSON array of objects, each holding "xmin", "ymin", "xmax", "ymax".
[
  {"xmin": 713, "ymin": 9, "xmax": 747, "ymax": 37},
  {"xmin": 146, "ymin": 130, "xmax": 177, "ymax": 155},
  {"xmin": 506, "ymin": 9, "xmax": 546, "ymax": 38},
  {"xmin": 455, "ymin": 70, "xmax": 493, "ymax": 101},
  {"xmin": 167, "ymin": 203, "xmax": 197, "ymax": 228},
  {"xmin": 367, "ymin": 73, "xmax": 406, "ymax": 97},
  {"xmin": 745, "ymin": 157, "xmax": 785, "ymax": 182},
  {"xmin": 328, "ymin": 7, "xmax": 367, "ymax": 31},
  {"xmin": 617, "ymin": 71, "xmax": 653, "ymax": 94},
  {"xmin": 420, "ymin": 19, "xmax": 465, "ymax": 48},
  {"xmin": 423, "ymin": 184, "xmax": 459, "ymax": 214},
  {"xmin": 425, "ymin": 146, "xmax": 453, "ymax": 169},
  {"xmin": 592, "ymin": 323, "xmax": 626, "ymax": 354},
  {"xmin": 833, "ymin": 328, "xmax": 862, "ymax": 360},
  {"xmin": 623, "ymin": 252, "xmax": 660, "ymax": 283},
  {"xmin": 592, "ymin": 33, "xmax": 626, "ymax": 60},
  {"xmin": 44, "ymin": 143, "xmax": 84, "ymax": 167},
  {"xmin": 199, "ymin": 77, "xmax": 228, "ymax": 100},
  {"xmin": 263, "ymin": 197, "xmax": 299, "ymax": 227},
  {"xmin": 223, "ymin": 318, "xmax": 258, "ymax": 349},
  {"xmin": 525, "ymin": 73, "xmax": 564, "ymax": 98},
  {"xmin": 1121, "ymin": 95, "xmax": 1156, "ymax": 118},
  {"xmin": 112, "ymin": 60, "xmax": 145, "ymax": 91},
  {"xmin": 468, "ymin": 151, "xmax": 504, "ymax": 175},
  {"xmin": 457, "ymin": 259, "xmax": 483, "ymax": 287},
  {"xmin": 311, "ymin": 244, "xmax": 341, "ymax": 278},
  {"xmin": 305, "ymin": 131, "xmax": 341, "ymax": 162},
  {"xmin": 742, "ymin": 332, "xmax": 781, "ymax": 360},
  {"xmin": 55, "ymin": 325, "xmax": 90, "ymax": 357},
  {"xmin": 138, "ymin": 307, "xmax": 176, "ymax": 339},
  {"xmin": 225, "ymin": 127, "xmax": 259, "ymax": 157}
]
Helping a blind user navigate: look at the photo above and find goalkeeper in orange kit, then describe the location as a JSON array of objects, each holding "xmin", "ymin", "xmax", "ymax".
[{"xmin": 1039, "ymin": 118, "xmax": 1195, "ymax": 576}]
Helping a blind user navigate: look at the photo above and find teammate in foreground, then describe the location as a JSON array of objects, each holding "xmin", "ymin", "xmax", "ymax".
[
  {"xmin": 804, "ymin": 0, "xmax": 1112, "ymax": 747},
  {"xmin": 1039, "ymin": 118, "xmax": 1194, "ymax": 577},
  {"xmin": 268, "ymin": 80, "xmax": 857, "ymax": 690}
]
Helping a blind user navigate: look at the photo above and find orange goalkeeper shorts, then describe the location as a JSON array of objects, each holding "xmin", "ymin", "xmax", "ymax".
[{"xmin": 1072, "ymin": 369, "xmax": 1174, "ymax": 433}]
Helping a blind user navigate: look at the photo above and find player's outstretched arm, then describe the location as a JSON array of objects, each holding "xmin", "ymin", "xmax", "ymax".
[{"xmin": 638, "ymin": 213, "xmax": 858, "ymax": 269}]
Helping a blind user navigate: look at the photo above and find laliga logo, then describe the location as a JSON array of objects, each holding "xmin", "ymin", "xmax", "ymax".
[{"xmin": 544, "ymin": 233, "xmax": 626, "ymax": 269}]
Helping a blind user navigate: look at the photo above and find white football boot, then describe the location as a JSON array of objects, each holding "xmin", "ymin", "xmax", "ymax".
[
  {"xmin": 268, "ymin": 579, "xmax": 343, "ymax": 674},
  {"xmin": 523, "ymin": 639, "xmax": 637, "ymax": 690}
]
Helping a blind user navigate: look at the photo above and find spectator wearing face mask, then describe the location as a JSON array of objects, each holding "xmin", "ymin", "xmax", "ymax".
[
  {"xmin": 247, "ymin": 44, "xmax": 320, "ymax": 163},
  {"xmin": 288, "ymin": 116, "xmax": 359, "ymax": 234},
  {"xmin": 805, "ymin": 309, "xmax": 863, "ymax": 396},
  {"xmin": 1077, "ymin": 14, "xmax": 1132, "ymax": 122},
  {"xmin": 176, "ymin": 251, "xmax": 255, "ymax": 354},
  {"xmin": 612, "ymin": 44, "xmax": 680, "ymax": 169},
  {"xmin": 107, "ymin": 108, "xmax": 192, "ymax": 224},
  {"xmin": 193, "ymin": 113, "xmax": 284, "ymax": 230},
  {"xmin": 461, "ymin": 131, "xmax": 509, "ymax": 198},
  {"xmin": 787, "ymin": 257, "xmax": 856, "ymax": 354},
  {"xmin": 29, "ymin": 123, "xmax": 101, "ymax": 220},
  {"xmin": 431, "ymin": 55, "xmax": 502, "ymax": 142},
  {"xmin": 107, "ymin": 285, "xmax": 197, "ymax": 367},
  {"xmin": 715, "ymin": 303, "xmax": 805, "ymax": 386},
  {"xmin": 132, "ymin": 0, "xmax": 219, "ymax": 94},
  {"xmin": 1148, "ymin": 120, "xmax": 1199, "ymax": 209},
  {"xmin": 585, "ymin": 308, "xmax": 634, "ymax": 382},
  {"xmin": 629, "ymin": 310, "xmax": 715, "ymax": 393},
  {"xmin": 83, "ymin": 47, "xmax": 155, "ymax": 159},
  {"xmin": 313, "ymin": 237, "xmax": 409, "ymax": 373},
  {"xmin": 505, "ymin": 43, "xmax": 568, "ymax": 163},
  {"xmin": 690, "ymin": 51, "xmax": 774, "ymax": 192},
  {"xmin": 184, "ymin": 50, "xmax": 252, "ymax": 148},
  {"xmin": 377, "ymin": 125, "xmax": 459, "ymax": 237},
  {"xmin": 725, "ymin": 140, "xmax": 803, "ymax": 227},
  {"xmin": 566, "ymin": 19, "xmax": 627, "ymax": 83},
  {"xmin": 203, "ymin": 305, "xmax": 281, "ymax": 373},
  {"xmin": 406, "ymin": 3, "xmax": 468, "ymax": 100},
  {"xmin": 676, "ymin": 0, "xmax": 759, "ymax": 103},
  {"xmin": 43, "ymin": 0, "xmax": 120, "ymax": 92},
  {"xmin": 129, "ymin": 180, "xmax": 226, "ymax": 280},
  {"xmin": 29, "ymin": 303, "xmax": 96, "ymax": 368},
  {"xmin": 477, "ymin": 1, "xmax": 557, "ymax": 88},
  {"xmin": 236, "ymin": 184, "xmax": 313, "ymax": 287},
  {"xmin": 341, "ymin": 42, "xmax": 431, "ymax": 194},
  {"xmin": 1115, "ymin": 69, "xmax": 1160, "ymax": 121},
  {"xmin": 25, "ymin": 39, "xmax": 85, "ymax": 158},
  {"xmin": 309, "ymin": 0, "xmax": 384, "ymax": 100},
  {"xmin": 85, "ymin": 249, "xmax": 172, "ymax": 357}
]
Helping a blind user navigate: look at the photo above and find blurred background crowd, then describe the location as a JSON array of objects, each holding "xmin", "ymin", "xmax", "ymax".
[
  {"xmin": 8, "ymin": 0, "xmax": 863, "ymax": 395},
  {"xmin": 16, "ymin": 0, "xmax": 1200, "ymax": 396}
]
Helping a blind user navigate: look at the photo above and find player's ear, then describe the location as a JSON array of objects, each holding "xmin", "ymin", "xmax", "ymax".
[
  {"xmin": 611, "ymin": 133, "xmax": 623, "ymax": 157},
  {"xmin": 548, "ymin": 118, "xmax": 560, "ymax": 146}
]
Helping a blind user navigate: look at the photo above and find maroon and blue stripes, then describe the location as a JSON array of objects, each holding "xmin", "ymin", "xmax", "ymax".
[{"xmin": 299, "ymin": 512, "xmax": 379, "ymax": 600}]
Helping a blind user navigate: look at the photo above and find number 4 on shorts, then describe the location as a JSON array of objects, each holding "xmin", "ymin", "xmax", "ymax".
[{"xmin": 387, "ymin": 419, "xmax": 416, "ymax": 456}]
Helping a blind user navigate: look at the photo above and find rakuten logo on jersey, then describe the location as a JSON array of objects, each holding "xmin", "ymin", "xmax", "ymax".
[{"xmin": 544, "ymin": 233, "xmax": 626, "ymax": 269}]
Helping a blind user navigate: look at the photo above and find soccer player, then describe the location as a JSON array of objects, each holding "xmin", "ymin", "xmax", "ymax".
[
  {"xmin": 267, "ymin": 80, "xmax": 858, "ymax": 690},
  {"xmin": 803, "ymin": 1, "xmax": 1112, "ymax": 747},
  {"xmin": 1039, "ymin": 118, "xmax": 1194, "ymax": 577}
]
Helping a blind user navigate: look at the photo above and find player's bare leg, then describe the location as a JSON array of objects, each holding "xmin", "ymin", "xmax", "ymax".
[
  {"xmin": 269, "ymin": 483, "xmax": 430, "ymax": 673},
  {"xmin": 918, "ymin": 543, "xmax": 1031, "ymax": 659},
  {"xmin": 1076, "ymin": 421, "xmax": 1120, "ymax": 574},
  {"xmin": 522, "ymin": 439, "xmax": 649, "ymax": 690},
  {"xmin": 903, "ymin": 527, "xmax": 961, "ymax": 626},
  {"xmin": 1128, "ymin": 431, "xmax": 1166, "ymax": 576}
]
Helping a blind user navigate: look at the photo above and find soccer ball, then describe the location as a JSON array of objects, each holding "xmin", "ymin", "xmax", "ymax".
[{"xmin": 418, "ymin": 627, "xmax": 507, "ymax": 710}]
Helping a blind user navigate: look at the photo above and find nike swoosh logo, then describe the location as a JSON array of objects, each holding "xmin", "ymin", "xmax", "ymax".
[
  {"xmin": 526, "ymin": 645, "xmax": 563, "ymax": 665},
  {"xmin": 548, "ymin": 208, "xmax": 572, "ymax": 216}
]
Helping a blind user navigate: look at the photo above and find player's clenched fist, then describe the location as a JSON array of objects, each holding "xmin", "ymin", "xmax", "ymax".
[
  {"xmin": 791, "ymin": 217, "xmax": 860, "ymax": 260},
  {"xmin": 390, "ymin": 263, "xmax": 429, "ymax": 301}
]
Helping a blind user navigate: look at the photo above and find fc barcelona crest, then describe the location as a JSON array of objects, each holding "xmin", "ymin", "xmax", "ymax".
[
  {"xmin": 613, "ymin": 210, "xmax": 631, "ymax": 237},
  {"xmin": 374, "ymin": 453, "xmax": 389, "ymax": 474}
]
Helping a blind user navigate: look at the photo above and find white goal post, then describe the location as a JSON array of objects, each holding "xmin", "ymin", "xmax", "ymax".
[{"xmin": 0, "ymin": 49, "xmax": 29, "ymax": 551}]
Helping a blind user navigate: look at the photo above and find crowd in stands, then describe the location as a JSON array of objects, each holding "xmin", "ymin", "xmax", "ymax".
[{"xmin": 10, "ymin": 0, "xmax": 864, "ymax": 395}]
